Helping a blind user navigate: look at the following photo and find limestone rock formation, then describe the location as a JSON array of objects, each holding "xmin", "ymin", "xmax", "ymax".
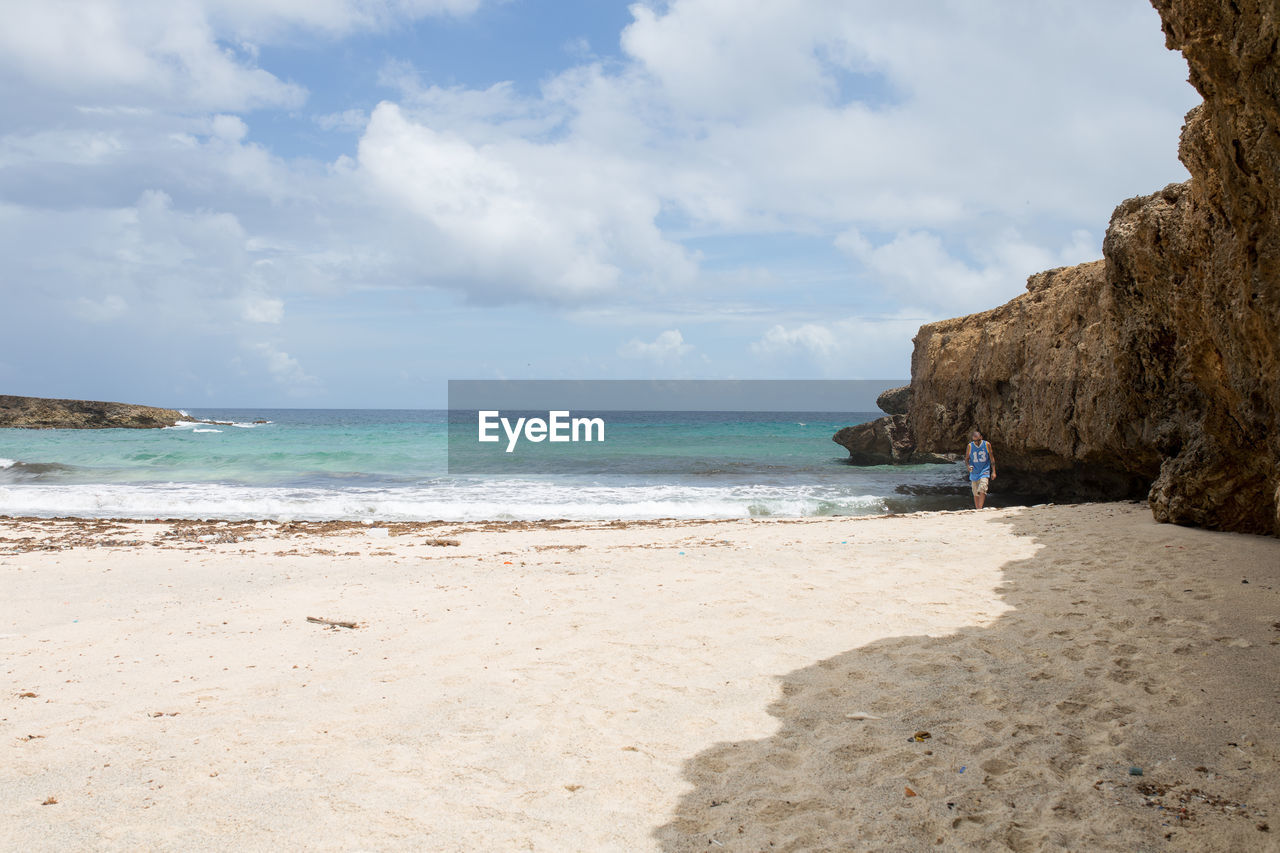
[
  {"xmin": 833, "ymin": 416, "xmax": 911, "ymax": 465},
  {"xmin": 905, "ymin": 0, "xmax": 1279, "ymax": 534},
  {"xmin": 833, "ymin": 413, "xmax": 954, "ymax": 466},
  {"xmin": 875, "ymin": 385, "xmax": 913, "ymax": 416},
  {"xmin": 0, "ymin": 395, "xmax": 185, "ymax": 429},
  {"xmin": 909, "ymin": 260, "xmax": 1159, "ymax": 499},
  {"xmin": 833, "ymin": 380, "xmax": 953, "ymax": 464}
]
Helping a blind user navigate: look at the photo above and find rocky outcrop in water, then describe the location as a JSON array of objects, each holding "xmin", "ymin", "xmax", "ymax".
[
  {"xmin": 905, "ymin": 0, "xmax": 1279, "ymax": 534},
  {"xmin": 832, "ymin": 385, "xmax": 953, "ymax": 465},
  {"xmin": 0, "ymin": 395, "xmax": 185, "ymax": 429}
]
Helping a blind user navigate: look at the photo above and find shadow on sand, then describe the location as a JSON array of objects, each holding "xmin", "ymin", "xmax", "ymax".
[{"xmin": 653, "ymin": 504, "xmax": 1280, "ymax": 852}]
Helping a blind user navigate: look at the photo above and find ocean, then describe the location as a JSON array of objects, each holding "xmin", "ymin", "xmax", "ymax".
[{"xmin": 0, "ymin": 409, "xmax": 971, "ymax": 521}]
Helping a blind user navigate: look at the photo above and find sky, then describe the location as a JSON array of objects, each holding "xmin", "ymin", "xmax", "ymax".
[{"xmin": 0, "ymin": 0, "xmax": 1200, "ymax": 408}]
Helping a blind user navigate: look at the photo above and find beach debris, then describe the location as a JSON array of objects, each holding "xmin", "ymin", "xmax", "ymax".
[
  {"xmin": 423, "ymin": 539, "xmax": 460, "ymax": 547},
  {"xmin": 845, "ymin": 711, "xmax": 880, "ymax": 720},
  {"xmin": 21, "ymin": 734, "xmax": 45, "ymax": 741},
  {"xmin": 911, "ymin": 730, "xmax": 932, "ymax": 742},
  {"xmin": 148, "ymin": 711, "xmax": 179, "ymax": 718},
  {"xmin": 1134, "ymin": 780, "xmax": 1263, "ymax": 824},
  {"xmin": 904, "ymin": 787, "xmax": 918, "ymax": 797},
  {"xmin": 1128, "ymin": 766, "xmax": 1144, "ymax": 776},
  {"xmin": 958, "ymin": 766, "xmax": 966, "ymax": 774},
  {"xmin": 18, "ymin": 691, "xmax": 37, "ymax": 698},
  {"xmin": 563, "ymin": 784, "xmax": 582, "ymax": 792},
  {"xmin": 306, "ymin": 616, "xmax": 359, "ymax": 630},
  {"xmin": 41, "ymin": 796, "xmax": 57, "ymax": 806}
]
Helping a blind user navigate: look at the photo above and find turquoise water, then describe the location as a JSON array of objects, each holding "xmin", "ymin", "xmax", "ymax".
[{"xmin": 0, "ymin": 409, "xmax": 968, "ymax": 520}]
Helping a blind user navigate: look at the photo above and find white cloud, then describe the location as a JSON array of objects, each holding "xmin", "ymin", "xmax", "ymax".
[
  {"xmin": 210, "ymin": 114, "xmax": 248, "ymax": 143},
  {"xmin": 620, "ymin": 0, "xmax": 835, "ymax": 117},
  {"xmin": 836, "ymin": 226, "xmax": 1100, "ymax": 314},
  {"xmin": 0, "ymin": 190, "xmax": 295, "ymax": 334},
  {"xmin": 1, "ymin": 1, "xmax": 1196, "ymax": 313},
  {"xmin": 357, "ymin": 102, "xmax": 697, "ymax": 302},
  {"xmin": 0, "ymin": 0, "xmax": 486, "ymax": 113},
  {"xmin": 619, "ymin": 329, "xmax": 693, "ymax": 361},
  {"xmin": 206, "ymin": 0, "xmax": 484, "ymax": 37},
  {"xmin": 73, "ymin": 294, "xmax": 129, "ymax": 323},
  {"xmin": 315, "ymin": 109, "xmax": 370, "ymax": 133},
  {"xmin": 240, "ymin": 294, "xmax": 284, "ymax": 323},
  {"xmin": 0, "ymin": 0, "xmax": 1202, "ymax": 401},
  {"xmin": 750, "ymin": 314, "xmax": 928, "ymax": 376},
  {"xmin": 0, "ymin": 3, "xmax": 303, "ymax": 112},
  {"xmin": 246, "ymin": 342, "xmax": 318, "ymax": 389},
  {"xmin": 340, "ymin": 0, "xmax": 1195, "ymax": 309},
  {"xmin": 752, "ymin": 323, "xmax": 841, "ymax": 360},
  {"xmin": 523, "ymin": 0, "xmax": 1196, "ymax": 238}
]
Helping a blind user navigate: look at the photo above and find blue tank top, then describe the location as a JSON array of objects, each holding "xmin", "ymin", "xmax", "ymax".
[{"xmin": 968, "ymin": 441, "xmax": 991, "ymax": 481}]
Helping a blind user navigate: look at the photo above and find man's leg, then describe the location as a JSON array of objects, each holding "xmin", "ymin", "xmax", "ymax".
[{"xmin": 975, "ymin": 478, "xmax": 988, "ymax": 510}]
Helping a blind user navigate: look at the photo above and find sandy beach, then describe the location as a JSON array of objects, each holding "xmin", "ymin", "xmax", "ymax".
[{"xmin": 2, "ymin": 503, "xmax": 1278, "ymax": 851}]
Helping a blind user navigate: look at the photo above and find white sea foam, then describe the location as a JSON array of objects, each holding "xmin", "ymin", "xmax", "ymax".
[
  {"xmin": 0, "ymin": 483, "xmax": 887, "ymax": 522},
  {"xmin": 0, "ymin": 458, "xmax": 15, "ymax": 469},
  {"xmin": 165, "ymin": 419, "xmax": 264, "ymax": 430}
]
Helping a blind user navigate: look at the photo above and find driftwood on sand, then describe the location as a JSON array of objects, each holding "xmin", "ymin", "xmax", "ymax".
[{"xmin": 306, "ymin": 616, "xmax": 358, "ymax": 629}]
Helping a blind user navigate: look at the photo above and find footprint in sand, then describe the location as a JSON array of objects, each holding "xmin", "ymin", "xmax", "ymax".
[{"xmin": 981, "ymin": 757, "xmax": 1011, "ymax": 777}]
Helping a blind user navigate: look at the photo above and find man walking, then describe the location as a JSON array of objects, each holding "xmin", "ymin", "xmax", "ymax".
[{"xmin": 966, "ymin": 429, "xmax": 996, "ymax": 509}]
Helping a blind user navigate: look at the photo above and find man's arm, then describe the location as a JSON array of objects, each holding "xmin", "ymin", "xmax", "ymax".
[{"xmin": 989, "ymin": 443, "xmax": 997, "ymax": 478}]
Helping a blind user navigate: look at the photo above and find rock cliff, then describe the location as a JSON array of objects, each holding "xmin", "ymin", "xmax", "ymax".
[
  {"xmin": 0, "ymin": 395, "xmax": 185, "ymax": 429},
  {"xmin": 906, "ymin": 0, "xmax": 1279, "ymax": 534}
]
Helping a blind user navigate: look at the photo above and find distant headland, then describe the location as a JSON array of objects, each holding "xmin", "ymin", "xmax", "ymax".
[{"xmin": 0, "ymin": 395, "xmax": 184, "ymax": 429}]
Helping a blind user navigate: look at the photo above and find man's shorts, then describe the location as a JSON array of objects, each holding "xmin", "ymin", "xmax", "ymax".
[{"xmin": 971, "ymin": 477, "xmax": 989, "ymax": 496}]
